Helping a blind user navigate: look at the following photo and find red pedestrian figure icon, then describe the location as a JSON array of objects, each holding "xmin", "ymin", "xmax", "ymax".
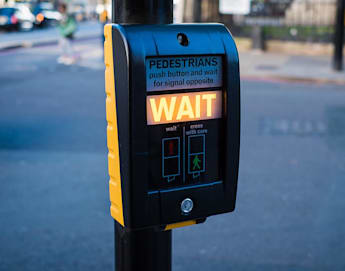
[{"xmin": 169, "ymin": 141, "xmax": 174, "ymax": 155}]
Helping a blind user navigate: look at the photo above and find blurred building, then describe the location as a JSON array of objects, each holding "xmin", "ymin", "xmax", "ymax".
[
  {"xmin": 176, "ymin": 0, "xmax": 337, "ymax": 25},
  {"xmin": 174, "ymin": 0, "xmax": 339, "ymax": 43},
  {"xmin": 285, "ymin": 0, "xmax": 336, "ymax": 25},
  {"xmin": 175, "ymin": 0, "xmax": 220, "ymax": 22}
]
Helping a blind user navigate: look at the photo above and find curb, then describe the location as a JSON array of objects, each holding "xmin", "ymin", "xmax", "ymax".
[{"xmin": 0, "ymin": 34, "xmax": 100, "ymax": 52}]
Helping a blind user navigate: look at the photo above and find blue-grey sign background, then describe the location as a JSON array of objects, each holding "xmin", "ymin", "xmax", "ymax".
[{"xmin": 146, "ymin": 56, "xmax": 223, "ymax": 92}]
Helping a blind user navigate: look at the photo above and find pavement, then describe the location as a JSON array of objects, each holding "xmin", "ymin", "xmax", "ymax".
[
  {"xmin": 239, "ymin": 50, "xmax": 345, "ymax": 86},
  {"xmin": 1, "ymin": 23, "xmax": 344, "ymax": 86},
  {"xmin": 1, "ymin": 38, "xmax": 345, "ymax": 271}
]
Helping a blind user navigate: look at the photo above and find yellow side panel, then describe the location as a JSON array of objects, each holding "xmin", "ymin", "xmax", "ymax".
[
  {"xmin": 165, "ymin": 220, "xmax": 197, "ymax": 230},
  {"xmin": 104, "ymin": 24, "xmax": 124, "ymax": 226}
]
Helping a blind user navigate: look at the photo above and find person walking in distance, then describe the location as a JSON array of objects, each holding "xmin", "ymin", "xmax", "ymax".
[{"xmin": 57, "ymin": 3, "xmax": 78, "ymax": 65}]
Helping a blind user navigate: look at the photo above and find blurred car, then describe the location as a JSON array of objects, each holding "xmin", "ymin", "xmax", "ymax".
[
  {"xmin": 32, "ymin": 2, "xmax": 61, "ymax": 27},
  {"xmin": 0, "ymin": 6, "xmax": 35, "ymax": 31}
]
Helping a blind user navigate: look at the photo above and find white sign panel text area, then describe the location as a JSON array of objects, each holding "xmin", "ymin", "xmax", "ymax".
[{"xmin": 146, "ymin": 56, "xmax": 222, "ymax": 92}]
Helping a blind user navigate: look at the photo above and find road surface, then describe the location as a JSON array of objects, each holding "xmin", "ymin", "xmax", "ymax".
[
  {"xmin": 0, "ymin": 39, "xmax": 345, "ymax": 271},
  {"xmin": 0, "ymin": 21, "xmax": 101, "ymax": 50}
]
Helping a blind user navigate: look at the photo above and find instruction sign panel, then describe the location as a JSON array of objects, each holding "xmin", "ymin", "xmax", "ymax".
[
  {"xmin": 147, "ymin": 54, "xmax": 225, "ymax": 190},
  {"xmin": 146, "ymin": 56, "xmax": 222, "ymax": 92}
]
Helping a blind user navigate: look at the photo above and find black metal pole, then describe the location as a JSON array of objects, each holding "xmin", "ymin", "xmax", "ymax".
[
  {"xmin": 193, "ymin": 0, "xmax": 202, "ymax": 23},
  {"xmin": 251, "ymin": 25, "xmax": 266, "ymax": 51},
  {"xmin": 112, "ymin": 0, "xmax": 173, "ymax": 24},
  {"xmin": 115, "ymin": 222, "xmax": 172, "ymax": 271},
  {"xmin": 333, "ymin": 0, "xmax": 345, "ymax": 71},
  {"xmin": 112, "ymin": 1, "xmax": 173, "ymax": 271}
]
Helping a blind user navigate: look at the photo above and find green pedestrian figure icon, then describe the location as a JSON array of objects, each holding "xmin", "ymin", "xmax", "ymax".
[
  {"xmin": 188, "ymin": 134, "xmax": 205, "ymax": 178},
  {"xmin": 192, "ymin": 155, "xmax": 201, "ymax": 170}
]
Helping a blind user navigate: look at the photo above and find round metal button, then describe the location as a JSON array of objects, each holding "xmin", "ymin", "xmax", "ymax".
[{"xmin": 181, "ymin": 198, "xmax": 193, "ymax": 214}]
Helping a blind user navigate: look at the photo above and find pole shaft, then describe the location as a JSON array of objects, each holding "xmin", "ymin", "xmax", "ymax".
[
  {"xmin": 333, "ymin": 0, "xmax": 345, "ymax": 71},
  {"xmin": 112, "ymin": 0, "xmax": 173, "ymax": 24},
  {"xmin": 115, "ymin": 222, "xmax": 172, "ymax": 271},
  {"xmin": 112, "ymin": 1, "xmax": 173, "ymax": 271}
]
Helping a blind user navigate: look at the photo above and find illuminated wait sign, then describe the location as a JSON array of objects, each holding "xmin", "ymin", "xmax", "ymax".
[{"xmin": 147, "ymin": 91, "xmax": 222, "ymax": 125}]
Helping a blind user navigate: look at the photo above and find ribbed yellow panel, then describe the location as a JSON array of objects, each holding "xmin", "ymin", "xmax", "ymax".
[
  {"xmin": 165, "ymin": 220, "xmax": 197, "ymax": 230},
  {"xmin": 104, "ymin": 24, "xmax": 124, "ymax": 226}
]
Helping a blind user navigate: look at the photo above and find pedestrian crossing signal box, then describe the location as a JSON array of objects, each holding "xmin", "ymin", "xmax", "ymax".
[{"xmin": 104, "ymin": 23, "xmax": 240, "ymax": 230}]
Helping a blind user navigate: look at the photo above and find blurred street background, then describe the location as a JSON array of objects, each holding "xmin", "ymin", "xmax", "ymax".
[{"xmin": 1, "ymin": 0, "xmax": 345, "ymax": 270}]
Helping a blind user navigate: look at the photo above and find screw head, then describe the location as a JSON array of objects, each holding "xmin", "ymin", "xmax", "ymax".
[{"xmin": 181, "ymin": 198, "xmax": 193, "ymax": 214}]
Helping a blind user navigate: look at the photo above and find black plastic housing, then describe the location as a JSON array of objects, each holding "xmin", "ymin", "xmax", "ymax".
[{"xmin": 111, "ymin": 24, "xmax": 240, "ymax": 229}]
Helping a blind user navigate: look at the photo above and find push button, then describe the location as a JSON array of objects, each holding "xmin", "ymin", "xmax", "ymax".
[{"xmin": 181, "ymin": 198, "xmax": 193, "ymax": 214}]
